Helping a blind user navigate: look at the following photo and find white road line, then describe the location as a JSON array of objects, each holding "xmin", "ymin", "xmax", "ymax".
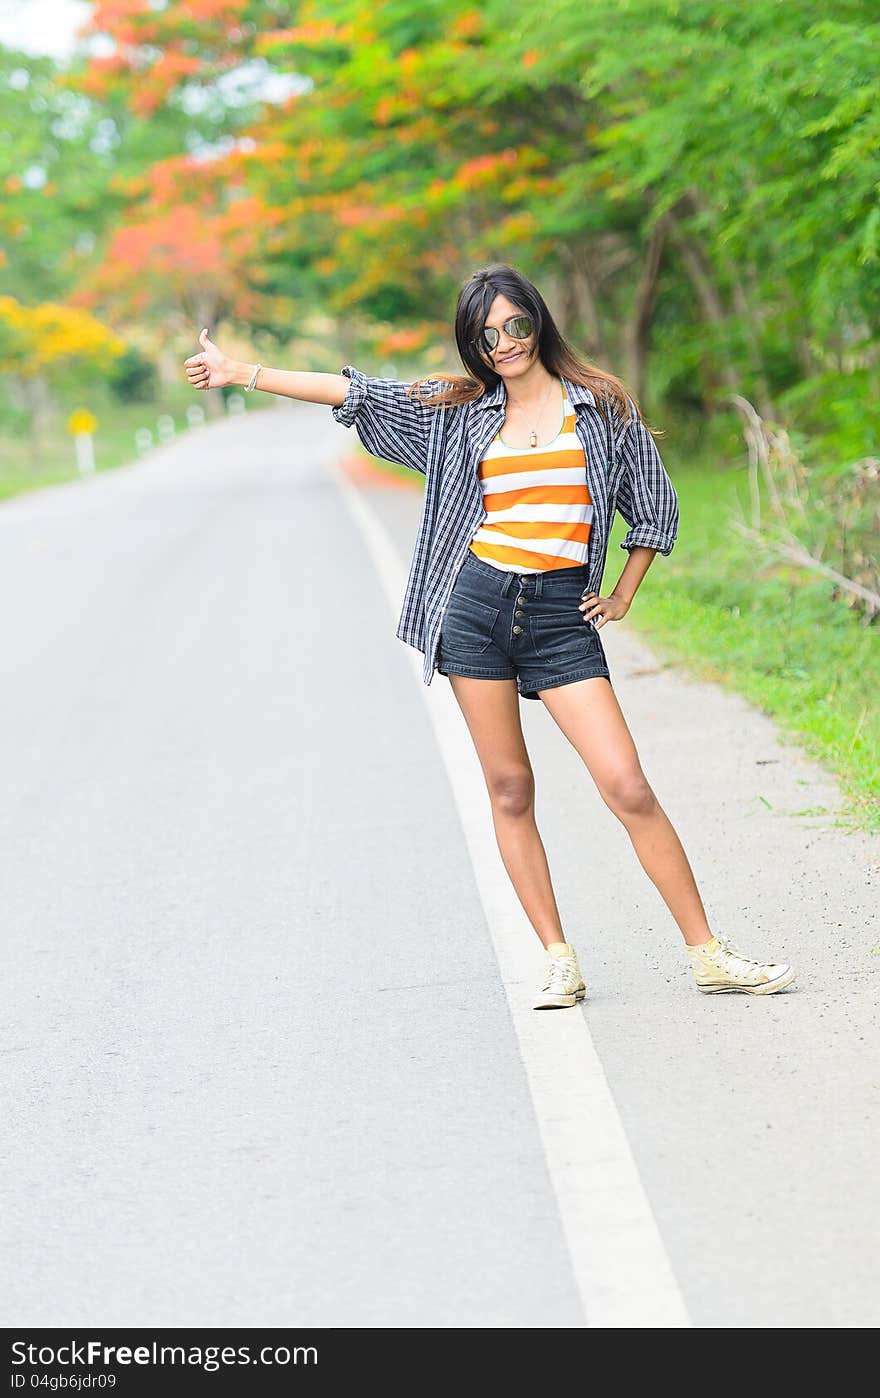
[{"xmin": 329, "ymin": 454, "xmax": 692, "ymax": 1329}]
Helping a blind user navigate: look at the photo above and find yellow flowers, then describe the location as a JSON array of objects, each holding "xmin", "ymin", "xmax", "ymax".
[{"xmin": 0, "ymin": 296, "xmax": 126, "ymax": 376}]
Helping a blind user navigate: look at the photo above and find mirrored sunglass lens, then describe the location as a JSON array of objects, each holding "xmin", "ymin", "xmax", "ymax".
[
  {"xmin": 483, "ymin": 327, "xmax": 499, "ymax": 349},
  {"xmin": 508, "ymin": 316, "xmax": 533, "ymax": 339}
]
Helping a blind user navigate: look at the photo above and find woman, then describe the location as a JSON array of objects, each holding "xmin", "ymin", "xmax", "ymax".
[{"xmin": 184, "ymin": 263, "xmax": 796, "ymax": 1007}]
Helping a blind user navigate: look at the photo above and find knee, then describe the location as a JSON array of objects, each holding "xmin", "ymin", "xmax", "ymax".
[
  {"xmin": 602, "ymin": 770, "xmax": 657, "ymax": 819},
  {"xmin": 488, "ymin": 769, "xmax": 535, "ymax": 818}
]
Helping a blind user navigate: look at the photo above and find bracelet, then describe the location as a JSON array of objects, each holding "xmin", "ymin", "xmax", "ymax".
[{"xmin": 245, "ymin": 363, "xmax": 262, "ymax": 392}]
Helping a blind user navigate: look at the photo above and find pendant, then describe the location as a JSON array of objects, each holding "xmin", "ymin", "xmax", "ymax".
[{"xmin": 529, "ymin": 430, "xmax": 537, "ymax": 448}]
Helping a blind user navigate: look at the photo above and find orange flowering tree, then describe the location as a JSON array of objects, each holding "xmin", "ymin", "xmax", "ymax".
[
  {"xmin": 66, "ymin": 1, "xmax": 598, "ymax": 368},
  {"xmin": 55, "ymin": 0, "xmax": 880, "ymax": 436},
  {"xmin": 249, "ymin": 6, "xmax": 586, "ymax": 358},
  {"xmin": 68, "ymin": 152, "xmax": 288, "ymax": 339}
]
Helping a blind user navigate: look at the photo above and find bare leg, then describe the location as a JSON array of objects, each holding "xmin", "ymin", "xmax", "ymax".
[
  {"xmin": 538, "ymin": 677, "xmax": 713, "ymax": 947},
  {"xmin": 445, "ymin": 674, "xmax": 567, "ymax": 949}
]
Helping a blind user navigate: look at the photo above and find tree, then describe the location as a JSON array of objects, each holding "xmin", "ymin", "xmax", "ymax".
[{"xmin": 0, "ymin": 294, "xmax": 125, "ymax": 456}]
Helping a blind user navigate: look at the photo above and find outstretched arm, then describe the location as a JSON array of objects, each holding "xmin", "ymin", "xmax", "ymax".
[
  {"xmin": 184, "ymin": 331, "xmax": 437, "ymax": 475},
  {"xmin": 183, "ymin": 329, "xmax": 349, "ymax": 405}
]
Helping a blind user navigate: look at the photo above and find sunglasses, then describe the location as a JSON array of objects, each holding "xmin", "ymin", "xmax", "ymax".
[{"xmin": 474, "ymin": 314, "xmax": 535, "ymax": 353}]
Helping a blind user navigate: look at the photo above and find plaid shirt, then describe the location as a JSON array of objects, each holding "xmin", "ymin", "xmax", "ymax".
[{"xmin": 332, "ymin": 365, "xmax": 679, "ymax": 689}]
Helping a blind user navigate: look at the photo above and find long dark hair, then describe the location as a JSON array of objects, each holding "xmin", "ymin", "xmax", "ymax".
[{"xmin": 409, "ymin": 263, "xmax": 661, "ymax": 438}]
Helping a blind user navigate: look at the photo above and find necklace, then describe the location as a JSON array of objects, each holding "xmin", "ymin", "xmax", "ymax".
[{"xmin": 498, "ymin": 375, "xmax": 564, "ymax": 449}]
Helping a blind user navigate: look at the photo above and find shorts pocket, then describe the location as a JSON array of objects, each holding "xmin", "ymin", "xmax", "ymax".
[
  {"xmin": 532, "ymin": 610, "xmax": 603, "ymax": 664},
  {"xmin": 440, "ymin": 593, "xmax": 500, "ymax": 654}
]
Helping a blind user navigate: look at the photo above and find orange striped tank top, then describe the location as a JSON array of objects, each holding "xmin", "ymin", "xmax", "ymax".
[{"xmin": 468, "ymin": 378, "xmax": 593, "ymax": 573}]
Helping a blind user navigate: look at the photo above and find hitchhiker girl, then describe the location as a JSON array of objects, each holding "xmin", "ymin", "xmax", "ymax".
[{"xmin": 184, "ymin": 263, "xmax": 796, "ymax": 1007}]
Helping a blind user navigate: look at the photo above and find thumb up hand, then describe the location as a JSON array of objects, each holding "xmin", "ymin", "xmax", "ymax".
[{"xmin": 183, "ymin": 328, "xmax": 236, "ymax": 391}]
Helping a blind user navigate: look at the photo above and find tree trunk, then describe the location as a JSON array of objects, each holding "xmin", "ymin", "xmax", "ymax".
[
  {"xmin": 23, "ymin": 373, "xmax": 55, "ymax": 467},
  {"xmin": 667, "ymin": 218, "xmax": 740, "ymax": 406},
  {"xmin": 541, "ymin": 269, "xmax": 569, "ymax": 335},
  {"xmin": 156, "ymin": 342, "xmax": 180, "ymax": 386},
  {"xmin": 622, "ymin": 214, "xmax": 668, "ymax": 403},
  {"xmin": 670, "ymin": 187, "xmax": 757, "ymax": 412},
  {"xmin": 729, "ymin": 268, "xmax": 777, "ymax": 420},
  {"xmin": 557, "ymin": 243, "xmax": 607, "ymax": 361}
]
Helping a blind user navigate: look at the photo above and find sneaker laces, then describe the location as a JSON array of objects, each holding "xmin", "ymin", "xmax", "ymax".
[
  {"xmin": 543, "ymin": 954, "xmax": 577, "ymax": 995},
  {"xmin": 703, "ymin": 932, "xmax": 772, "ymax": 983}
]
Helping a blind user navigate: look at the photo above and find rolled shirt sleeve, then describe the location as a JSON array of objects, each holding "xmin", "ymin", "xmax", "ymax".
[
  {"xmin": 614, "ymin": 395, "xmax": 679, "ymax": 555},
  {"xmin": 331, "ymin": 364, "xmax": 440, "ymax": 476}
]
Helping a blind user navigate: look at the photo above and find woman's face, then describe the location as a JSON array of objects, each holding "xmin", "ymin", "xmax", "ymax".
[{"xmin": 477, "ymin": 293, "xmax": 538, "ymax": 380}]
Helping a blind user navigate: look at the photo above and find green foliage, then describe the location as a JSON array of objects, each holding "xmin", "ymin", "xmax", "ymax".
[
  {"xmin": 2, "ymin": 0, "xmax": 880, "ymax": 506},
  {"xmin": 779, "ymin": 370, "xmax": 880, "ymax": 462},
  {"xmin": 616, "ymin": 457, "xmax": 880, "ymax": 832},
  {"xmin": 106, "ymin": 345, "xmax": 159, "ymax": 403},
  {"xmin": 0, "ymin": 49, "xmax": 125, "ymax": 303}
]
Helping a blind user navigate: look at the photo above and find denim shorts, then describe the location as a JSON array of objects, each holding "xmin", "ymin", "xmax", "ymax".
[{"xmin": 437, "ymin": 551, "xmax": 612, "ymax": 702}]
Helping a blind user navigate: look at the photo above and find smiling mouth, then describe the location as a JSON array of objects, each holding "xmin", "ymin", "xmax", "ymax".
[{"xmin": 498, "ymin": 351, "xmax": 525, "ymax": 363}]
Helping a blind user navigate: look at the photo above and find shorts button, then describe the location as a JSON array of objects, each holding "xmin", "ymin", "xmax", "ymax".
[{"xmin": 512, "ymin": 625, "xmax": 523, "ymax": 635}]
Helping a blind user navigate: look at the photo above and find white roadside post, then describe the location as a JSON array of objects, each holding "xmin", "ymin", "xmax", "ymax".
[{"xmin": 67, "ymin": 408, "xmax": 97, "ymax": 475}]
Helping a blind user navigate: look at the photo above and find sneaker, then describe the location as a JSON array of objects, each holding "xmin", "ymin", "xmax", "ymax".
[
  {"xmin": 533, "ymin": 942, "xmax": 587, "ymax": 1010},
  {"xmin": 687, "ymin": 932, "xmax": 796, "ymax": 995}
]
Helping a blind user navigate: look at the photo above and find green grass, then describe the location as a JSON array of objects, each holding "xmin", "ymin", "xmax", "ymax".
[
  {"xmin": 0, "ymin": 383, "xmax": 272, "ymax": 501},
  {"xmin": 606, "ymin": 459, "xmax": 879, "ymax": 834}
]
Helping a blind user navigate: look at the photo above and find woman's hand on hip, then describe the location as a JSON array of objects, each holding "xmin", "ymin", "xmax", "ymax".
[{"xmin": 578, "ymin": 590, "xmax": 629, "ymax": 628}]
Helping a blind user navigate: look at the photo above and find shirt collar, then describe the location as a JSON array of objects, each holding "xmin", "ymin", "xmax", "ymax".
[{"xmin": 472, "ymin": 373, "xmax": 598, "ymax": 412}]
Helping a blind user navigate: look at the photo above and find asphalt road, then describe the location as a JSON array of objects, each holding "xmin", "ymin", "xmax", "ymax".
[{"xmin": 1, "ymin": 397, "xmax": 877, "ymax": 1328}]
